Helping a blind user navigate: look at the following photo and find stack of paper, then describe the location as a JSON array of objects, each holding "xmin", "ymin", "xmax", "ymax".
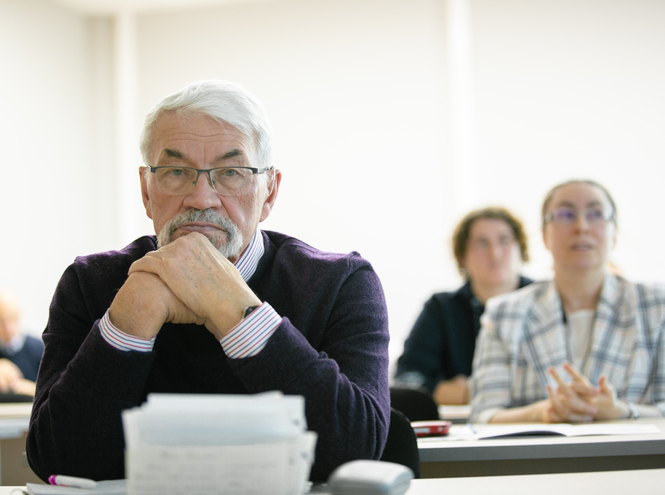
[{"xmin": 122, "ymin": 392, "xmax": 317, "ymax": 495}]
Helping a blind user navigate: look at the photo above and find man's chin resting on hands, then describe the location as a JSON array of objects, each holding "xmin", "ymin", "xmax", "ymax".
[{"xmin": 26, "ymin": 80, "xmax": 390, "ymax": 483}]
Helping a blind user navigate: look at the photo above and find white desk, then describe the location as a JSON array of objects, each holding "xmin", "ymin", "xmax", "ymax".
[
  {"xmin": 419, "ymin": 418, "xmax": 665, "ymax": 478},
  {"xmin": 409, "ymin": 469, "xmax": 665, "ymax": 495},
  {"xmin": 3, "ymin": 469, "xmax": 665, "ymax": 495}
]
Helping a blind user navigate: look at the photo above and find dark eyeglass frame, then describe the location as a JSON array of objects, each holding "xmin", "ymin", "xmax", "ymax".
[{"xmin": 148, "ymin": 165, "xmax": 274, "ymax": 188}]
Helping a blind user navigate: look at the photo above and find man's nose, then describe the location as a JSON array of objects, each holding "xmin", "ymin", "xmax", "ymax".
[{"xmin": 183, "ymin": 172, "xmax": 223, "ymax": 210}]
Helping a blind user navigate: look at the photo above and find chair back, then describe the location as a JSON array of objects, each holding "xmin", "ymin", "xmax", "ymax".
[
  {"xmin": 390, "ymin": 387, "xmax": 439, "ymax": 422},
  {"xmin": 379, "ymin": 408, "xmax": 420, "ymax": 478}
]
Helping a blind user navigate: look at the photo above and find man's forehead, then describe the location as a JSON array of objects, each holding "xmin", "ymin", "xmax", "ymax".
[
  {"xmin": 154, "ymin": 111, "xmax": 246, "ymax": 141},
  {"xmin": 150, "ymin": 112, "xmax": 252, "ymax": 162}
]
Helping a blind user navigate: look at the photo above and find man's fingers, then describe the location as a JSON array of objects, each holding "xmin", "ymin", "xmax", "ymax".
[{"xmin": 128, "ymin": 253, "xmax": 164, "ymax": 277}]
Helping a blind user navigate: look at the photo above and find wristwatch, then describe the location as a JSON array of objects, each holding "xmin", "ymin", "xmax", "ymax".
[{"xmin": 243, "ymin": 305, "xmax": 260, "ymax": 319}]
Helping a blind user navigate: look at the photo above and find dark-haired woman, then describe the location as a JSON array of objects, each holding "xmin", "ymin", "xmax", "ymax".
[{"xmin": 395, "ymin": 207, "xmax": 532, "ymax": 405}]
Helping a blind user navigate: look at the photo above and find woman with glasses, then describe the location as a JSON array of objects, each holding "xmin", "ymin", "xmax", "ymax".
[
  {"xmin": 394, "ymin": 207, "xmax": 532, "ymax": 406},
  {"xmin": 470, "ymin": 179, "xmax": 665, "ymax": 423}
]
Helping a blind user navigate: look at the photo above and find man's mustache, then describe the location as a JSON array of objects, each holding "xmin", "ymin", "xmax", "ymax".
[{"xmin": 157, "ymin": 209, "xmax": 239, "ymax": 248}]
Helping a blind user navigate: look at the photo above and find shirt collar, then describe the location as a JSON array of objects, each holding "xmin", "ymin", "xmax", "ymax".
[{"xmin": 234, "ymin": 229, "xmax": 264, "ymax": 282}]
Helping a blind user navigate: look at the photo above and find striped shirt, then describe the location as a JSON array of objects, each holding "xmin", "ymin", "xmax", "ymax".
[{"xmin": 100, "ymin": 229, "xmax": 281, "ymax": 358}]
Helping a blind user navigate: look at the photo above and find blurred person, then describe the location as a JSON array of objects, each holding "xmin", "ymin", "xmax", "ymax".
[
  {"xmin": 0, "ymin": 289, "xmax": 43, "ymax": 396},
  {"xmin": 27, "ymin": 80, "xmax": 389, "ymax": 482},
  {"xmin": 394, "ymin": 207, "xmax": 532, "ymax": 405},
  {"xmin": 470, "ymin": 180, "xmax": 665, "ymax": 423}
]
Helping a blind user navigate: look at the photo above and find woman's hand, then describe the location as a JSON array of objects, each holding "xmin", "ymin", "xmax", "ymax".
[
  {"xmin": 545, "ymin": 363, "xmax": 633, "ymax": 422},
  {"xmin": 542, "ymin": 365, "xmax": 598, "ymax": 423},
  {"xmin": 490, "ymin": 362, "xmax": 647, "ymax": 423},
  {"xmin": 589, "ymin": 375, "xmax": 630, "ymax": 420}
]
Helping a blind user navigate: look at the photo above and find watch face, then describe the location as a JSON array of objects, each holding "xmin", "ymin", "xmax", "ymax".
[{"xmin": 243, "ymin": 305, "xmax": 260, "ymax": 319}]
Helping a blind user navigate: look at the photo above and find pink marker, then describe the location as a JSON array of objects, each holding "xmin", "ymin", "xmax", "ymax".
[{"xmin": 48, "ymin": 475, "xmax": 97, "ymax": 489}]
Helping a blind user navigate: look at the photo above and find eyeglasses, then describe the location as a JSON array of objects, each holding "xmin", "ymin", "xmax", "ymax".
[
  {"xmin": 543, "ymin": 207, "xmax": 615, "ymax": 225},
  {"xmin": 148, "ymin": 166, "xmax": 273, "ymax": 196}
]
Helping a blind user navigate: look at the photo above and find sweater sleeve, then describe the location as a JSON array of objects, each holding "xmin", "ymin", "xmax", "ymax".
[
  {"xmin": 27, "ymin": 263, "xmax": 155, "ymax": 482},
  {"xmin": 227, "ymin": 261, "xmax": 390, "ymax": 482}
]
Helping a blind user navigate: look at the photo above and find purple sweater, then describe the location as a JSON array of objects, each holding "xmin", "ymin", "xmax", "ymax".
[{"xmin": 27, "ymin": 231, "xmax": 390, "ymax": 482}]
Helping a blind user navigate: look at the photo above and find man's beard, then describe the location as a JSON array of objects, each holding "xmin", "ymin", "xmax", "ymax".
[{"xmin": 157, "ymin": 209, "xmax": 244, "ymax": 259}]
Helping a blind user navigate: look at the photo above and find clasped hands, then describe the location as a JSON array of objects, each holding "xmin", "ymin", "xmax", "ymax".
[
  {"xmin": 109, "ymin": 233, "xmax": 261, "ymax": 341},
  {"xmin": 539, "ymin": 362, "xmax": 629, "ymax": 423}
]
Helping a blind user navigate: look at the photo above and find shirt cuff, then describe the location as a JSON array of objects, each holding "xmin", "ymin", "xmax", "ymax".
[
  {"xmin": 220, "ymin": 302, "xmax": 282, "ymax": 359},
  {"xmin": 99, "ymin": 310, "xmax": 156, "ymax": 352}
]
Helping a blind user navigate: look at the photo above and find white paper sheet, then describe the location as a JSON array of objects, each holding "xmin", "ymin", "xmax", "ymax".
[{"xmin": 121, "ymin": 392, "xmax": 317, "ymax": 495}]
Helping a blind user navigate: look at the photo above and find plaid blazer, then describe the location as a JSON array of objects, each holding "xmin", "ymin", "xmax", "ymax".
[{"xmin": 469, "ymin": 274, "xmax": 665, "ymax": 421}]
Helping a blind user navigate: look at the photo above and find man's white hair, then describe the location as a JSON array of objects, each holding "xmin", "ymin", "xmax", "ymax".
[{"xmin": 140, "ymin": 80, "xmax": 273, "ymax": 169}]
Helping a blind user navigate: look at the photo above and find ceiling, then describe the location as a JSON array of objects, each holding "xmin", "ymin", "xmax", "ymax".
[{"xmin": 44, "ymin": 0, "xmax": 278, "ymax": 15}]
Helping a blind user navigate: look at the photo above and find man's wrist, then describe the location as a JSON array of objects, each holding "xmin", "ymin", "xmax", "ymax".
[
  {"xmin": 220, "ymin": 302, "xmax": 282, "ymax": 359},
  {"xmin": 209, "ymin": 296, "xmax": 263, "ymax": 338},
  {"xmin": 100, "ymin": 310, "xmax": 156, "ymax": 352},
  {"xmin": 108, "ymin": 306, "xmax": 161, "ymax": 340},
  {"xmin": 243, "ymin": 305, "xmax": 261, "ymax": 319}
]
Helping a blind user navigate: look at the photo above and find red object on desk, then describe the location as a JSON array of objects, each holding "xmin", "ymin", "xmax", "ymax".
[{"xmin": 411, "ymin": 420, "xmax": 452, "ymax": 437}]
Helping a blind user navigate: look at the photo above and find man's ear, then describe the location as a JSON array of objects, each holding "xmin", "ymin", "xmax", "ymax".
[
  {"xmin": 259, "ymin": 169, "xmax": 282, "ymax": 222},
  {"xmin": 139, "ymin": 167, "xmax": 154, "ymax": 220}
]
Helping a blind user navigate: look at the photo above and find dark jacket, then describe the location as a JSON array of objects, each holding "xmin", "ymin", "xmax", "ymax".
[{"xmin": 395, "ymin": 277, "xmax": 532, "ymax": 394}]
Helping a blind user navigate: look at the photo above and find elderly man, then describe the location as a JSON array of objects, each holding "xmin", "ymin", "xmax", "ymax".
[
  {"xmin": 27, "ymin": 80, "xmax": 390, "ymax": 482},
  {"xmin": 0, "ymin": 289, "xmax": 43, "ymax": 396}
]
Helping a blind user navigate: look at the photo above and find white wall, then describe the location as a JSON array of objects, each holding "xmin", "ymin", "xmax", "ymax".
[
  {"xmin": 3, "ymin": 0, "xmax": 665, "ymax": 374},
  {"xmin": 469, "ymin": 0, "xmax": 665, "ymax": 286},
  {"xmin": 0, "ymin": 0, "xmax": 115, "ymax": 333}
]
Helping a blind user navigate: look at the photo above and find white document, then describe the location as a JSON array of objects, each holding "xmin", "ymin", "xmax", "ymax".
[
  {"xmin": 475, "ymin": 422, "xmax": 661, "ymax": 439},
  {"xmin": 125, "ymin": 432, "xmax": 317, "ymax": 495},
  {"xmin": 122, "ymin": 392, "xmax": 317, "ymax": 495},
  {"xmin": 419, "ymin": 422, "xmax": 661, "ymax": 443}
]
